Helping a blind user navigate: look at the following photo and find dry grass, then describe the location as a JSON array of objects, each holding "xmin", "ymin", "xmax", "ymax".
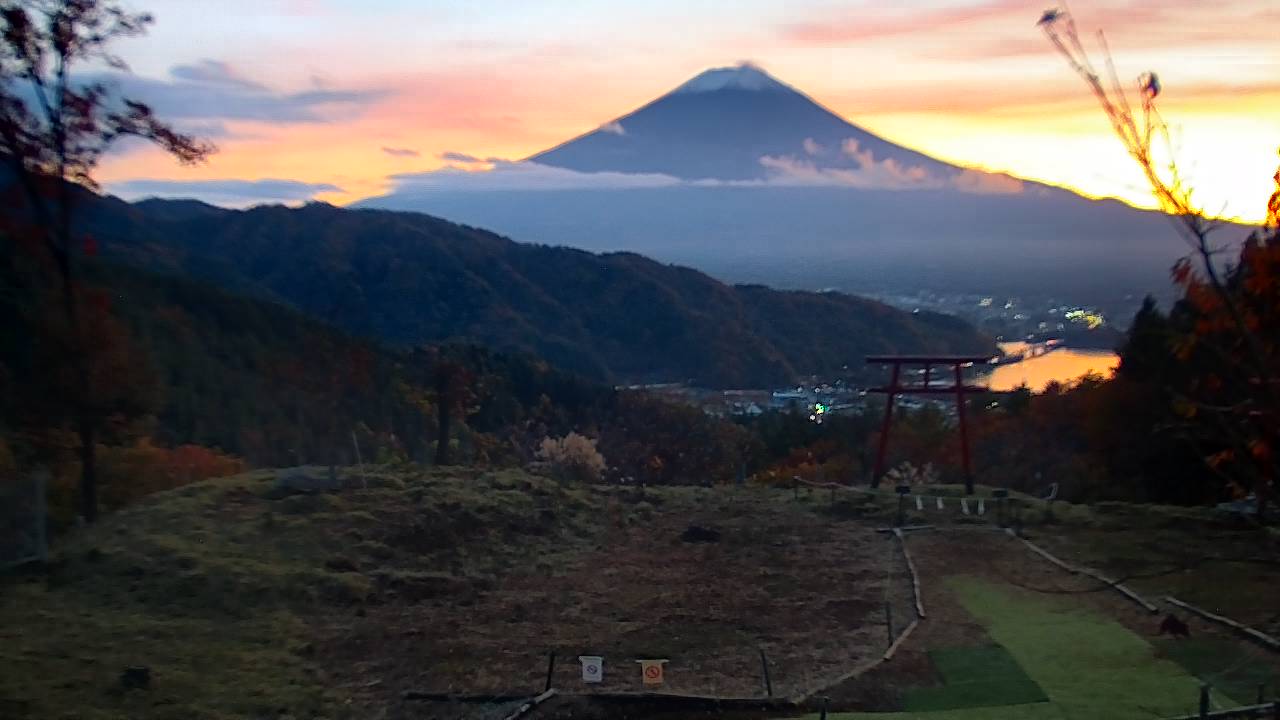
[
  {"xmin": 0, "ymin": 468, "xmax": 907, "ymax": 719},
  {"xmin": 2, "ymin": 470, "xmax": 1276, "ymax": 720}
]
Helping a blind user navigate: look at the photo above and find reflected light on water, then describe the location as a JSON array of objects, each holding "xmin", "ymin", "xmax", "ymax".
[{"xmin": 983, "ymin": 347, "xmax": 1120, "ymax": 392}]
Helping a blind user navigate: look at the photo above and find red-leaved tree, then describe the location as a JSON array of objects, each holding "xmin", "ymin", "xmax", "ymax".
[
  {"xmin": 1041, "ymin": 6, "xmax": 1279, "ymax": 515},
  {"xmin": 0, "ymin": 0, "xmax": 213, "ymax": 521}
]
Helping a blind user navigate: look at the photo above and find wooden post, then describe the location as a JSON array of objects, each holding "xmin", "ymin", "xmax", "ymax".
[
  {"xmin": 885, "ymin": 602, "xmax": 894, "ymax": 648},
  {"xmin": 759, "ymin": 649, "xmax": 773, "ymax": 697},
  {"xmin": 544, "ymin": 652, "xmax": 556, "ymax": 692},
  {"xmin": 954, "ymin": 362, "xmax": 974, "ymax": 495},
  {"xmin": 1199, "ymin": 685, "xmax": 1210, "ymax": 719},
  {"xmin": 896, "ymin": 484, "xmax": 910, "ymax": 527},
  {"xmin": 34, "ymin": 469, "xmax": 48, "ymax": 564},
  {"xmin": 994, "ymin": 489, "xmax": 1009, "ymax": 528},
  {"xmin": 820, "ymin": 696, "xmax": 829, "ymax": 720},
  {"xmin": 351, "ymin": 431, "xmax": 367, "ymax": 490},
  {"xmin": 872, "ymin": 363, "xmax": 900, "ymax": 488}
]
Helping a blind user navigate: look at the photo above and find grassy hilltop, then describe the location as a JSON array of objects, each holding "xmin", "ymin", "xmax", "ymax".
[{"xmin": 1, "ymin": 468, "xmax": 1277, "ymax": 720}]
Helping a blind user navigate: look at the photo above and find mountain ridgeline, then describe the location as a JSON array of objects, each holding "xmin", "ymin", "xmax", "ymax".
[
  {"xmin": 364, "ymin": 63, "xmax": 1241, "ymax": 303},
  {"xmin": 80, "ymin": 195, "xmax": 992, "ymax": 388}
]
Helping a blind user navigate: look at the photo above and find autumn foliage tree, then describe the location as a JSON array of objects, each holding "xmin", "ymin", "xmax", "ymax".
[
  {"xmin": 1163, "ymin": 173, "xmax": 1280, "ymax": 512},
  {"xmin": 0, "ymin": 0, "xmax": 212, "ymax": 521},
  {"xmin": 1042, "ymin": 6, "xmax": 1279, "ymax": 514}
]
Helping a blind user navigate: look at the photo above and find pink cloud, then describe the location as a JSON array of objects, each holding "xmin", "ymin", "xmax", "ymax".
[
  {"xmin": 781, "ymin": 0, "xmax": 1267, "ymax": 52},
  {"xmin": 782, "ymin": 0, "xmax": 1026, "ymax": 45},
  {"xmin": 755, "ymin": 139, "xmax": 1021, "ymax": 194},
  {"xmin": 953, "ymin": 169, "xmax": 1024, "ymax": 195}
]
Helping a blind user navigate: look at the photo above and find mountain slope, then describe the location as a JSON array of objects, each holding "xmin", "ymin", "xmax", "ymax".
[
  {"xmin": 3, "ymin": 251, "xmax": 765, "ymax": 498},
  {"xmin": 371, "ymin": 185, "xmax": 1187, "ymax": 300},
  {"xmin": 529, "ymin": 63, "xmax": 954, "ymax": 181},
  {"xmin": 76, "ymin": 196, "xmax": 992, "ymax": 388},
  {"xmin": 364, "ymin": 63, "xmax": 1242, "ymax": 304}
]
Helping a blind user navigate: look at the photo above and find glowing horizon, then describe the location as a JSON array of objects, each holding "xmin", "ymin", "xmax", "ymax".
[{"xmin": 96, "ymin": 0, "xmax": 1279, "ymax": 223}]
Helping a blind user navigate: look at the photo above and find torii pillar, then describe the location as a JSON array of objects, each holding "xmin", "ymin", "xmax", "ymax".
[{"xmin": 866, "ymin": 355, "xmax": 990, "ymax": 495}]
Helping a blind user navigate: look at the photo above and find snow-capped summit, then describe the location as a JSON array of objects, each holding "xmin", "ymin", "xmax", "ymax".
[
  {"xmin": 528, "ymin": 62, "xmax": 952, "ymax": 181},
  {"xmin": 672, "ymin": 62, "xmax": 791, "ymax": 94}
]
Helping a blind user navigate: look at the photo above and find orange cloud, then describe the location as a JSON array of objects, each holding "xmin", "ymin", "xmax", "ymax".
[{"xmin": 94, "ymin": 3, "xmax": 1277, "ymax": 222}]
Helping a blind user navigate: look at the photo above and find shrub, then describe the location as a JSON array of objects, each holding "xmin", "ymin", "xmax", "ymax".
[
  {"xmin": 884, "ymin": 461, "xmax": 938, "ymax": 487},
  {"xmin": 536, "ymin": 432, "xmax": 606, "ymax": 483}
]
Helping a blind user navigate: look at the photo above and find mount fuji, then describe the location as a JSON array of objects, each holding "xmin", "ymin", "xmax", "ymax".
[
  {"xmin": 363, "ymin": 63, "xmax": 1225, "ymax": 307},
  {"xmin": 529, "ymin": 63, "xmax": 957, "ymax": 183}
]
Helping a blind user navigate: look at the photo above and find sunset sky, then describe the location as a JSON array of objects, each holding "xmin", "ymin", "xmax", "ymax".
[{"xmin": 98, "ymin": 0, "xmax": 1280, "ymax": 222}]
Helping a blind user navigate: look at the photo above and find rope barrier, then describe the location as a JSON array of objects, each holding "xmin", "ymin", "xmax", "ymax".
[
  {"xmin": 500, "ymin": 689, "xmax": 556, "ymax": 720},
  {"xmin": 1006, "ymin": 529, "xmax": 1160, "ymax": 614},
  {"xmin": 1164, "ymin": 596, "xmax": 1280, "ymax": 653},
  {"xmin": 893, "ymin": 528, "xmax": 926, "ymax": 619}
]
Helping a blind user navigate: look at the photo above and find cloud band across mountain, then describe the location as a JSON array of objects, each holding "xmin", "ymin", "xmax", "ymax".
[
  {"xmin": 110, "ymin": 178, "xmax": 342, "ymax": 207},
  {"xmin": 386, "ymin": 142, "xmax": 1024, "ymax": 195}
]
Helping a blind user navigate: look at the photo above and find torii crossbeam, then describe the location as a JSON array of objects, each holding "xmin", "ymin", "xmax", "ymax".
[{"xmin": 866, "ymin": 355, "xmax": 990, "ymax": 495}]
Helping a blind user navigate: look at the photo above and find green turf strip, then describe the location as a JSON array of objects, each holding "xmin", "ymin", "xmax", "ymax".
[
  {"xmin": 903, "ymin": 645, "xmax": 1048, "ymax": 711},
  {"xmin": 950, "ymin": 577, "xmax": 1217, "ymax": 718},
  {"xmin": 807, "ymin": 577, "xmax": 1221, "ymax": 719}
]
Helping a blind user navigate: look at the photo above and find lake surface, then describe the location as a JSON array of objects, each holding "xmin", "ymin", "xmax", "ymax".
[{"xmin": 982, "ymin": 342, "xmax": 1120, "ymax": 392}]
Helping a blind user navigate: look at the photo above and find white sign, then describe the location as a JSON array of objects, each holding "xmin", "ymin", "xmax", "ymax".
[{"xmin": 580, "ymin": 656, "xmax": 603, "ymax": 683}]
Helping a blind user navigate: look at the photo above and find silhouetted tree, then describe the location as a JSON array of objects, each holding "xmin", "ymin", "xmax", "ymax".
[
  {"xmin": 0, "ymin": 0, "xmax": 213, "ymax": 521},
  {"xmin": 1042, "ymin": 8, "xmax": 1279, "ymax": 514},
  {"xmin": 428, "ymin": 354, "xmax": 476, "ymax": 466}
]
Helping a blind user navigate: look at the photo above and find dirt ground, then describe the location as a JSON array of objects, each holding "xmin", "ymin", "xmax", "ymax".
[
  {"xmin": 5, "ymin": 472, "xmax": 1276, "ymax": 720},
  {"xmin": 317, "ymin": 488, "xmax": 1280, "ymax": 720},
  {"xmin": 317, "ymin": 488, "xmax": 915, "ymax": 720}
]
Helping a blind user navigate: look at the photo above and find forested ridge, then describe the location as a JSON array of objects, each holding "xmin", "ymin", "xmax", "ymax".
[
  {"xmin": 1, "ymin": 252, "xmax": 759, "ymax": 520},
  {"xmin": 70, "ymin": 194, "xmax": 992, "ymax": 388}
]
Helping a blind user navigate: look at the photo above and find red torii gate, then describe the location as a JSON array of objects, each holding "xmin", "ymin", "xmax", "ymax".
[{"xmin": 866, "ymin": 355, "xmax": 990, "ymax": 495}]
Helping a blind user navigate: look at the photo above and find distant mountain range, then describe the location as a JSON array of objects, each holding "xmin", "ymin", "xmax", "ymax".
[
  {"xmin": 362, "ymin": 63, "xmax": 1242, "ymax": 304},
  {"xmin": 69, "ymin": 194, "xmax": 992, "ymax": 388}
]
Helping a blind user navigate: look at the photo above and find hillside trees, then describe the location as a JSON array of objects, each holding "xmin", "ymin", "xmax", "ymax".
[{"xmin": 0, "ymin": 0, "xmax": 212, "ymax": 521}]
